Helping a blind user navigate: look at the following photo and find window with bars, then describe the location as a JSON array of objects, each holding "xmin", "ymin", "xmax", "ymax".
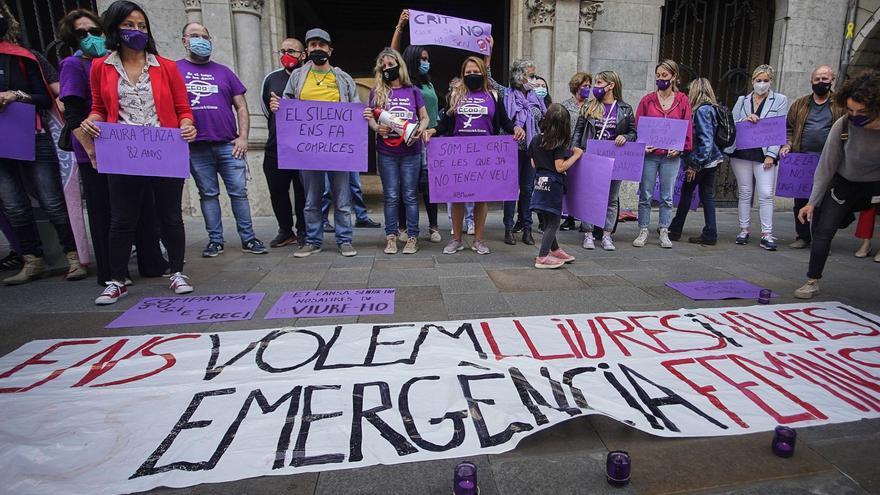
[{"xmin": 7, "ymin": 0, "xmax": 99, "ymax": 66}]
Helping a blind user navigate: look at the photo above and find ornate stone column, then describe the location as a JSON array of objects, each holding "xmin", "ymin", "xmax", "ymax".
[
  {"xmin": 183, "ymin": 0, "xmax": 202, "ymax": 24},
  {"xmin": 231, "ymin": 0, "xmax": 266, "ymax": 124},
  {"xmin": 578, "ymin": 0, "xmax": 604, "ymax": 73},
  {"xmin": 525, "ymin": 0, "xmax": 556, "ymax": 81}
]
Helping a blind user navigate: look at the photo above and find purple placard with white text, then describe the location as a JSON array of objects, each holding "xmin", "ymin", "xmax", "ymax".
[
  {"xmin": 265, "ymin": 289, "xmax": 396, "ymax": 319},
  {"xmin": 94, "ymin": 122, "xmax": 189, "ymax": 178},
  {"xmin": 586, "ymin": 139, "xmax": 646, "ymax": 181},
  {"xmin": 735, "ymin": 116, "xmax": 787, "ymax": 149},
  {"xmin": 653, "ymin": 167, "xmax": 699, "ymax": 211},
  {"xmin": 105, "ymin": 293, "xmax": 265, "ymax": 328},
  {"xmin": 776, "ymin": 152, "xmax": 820, "ymax": 199},
  {"xmin": 408, "ymin": 9, "xmax": 492, "ymax": 55},
  {"xmin": 427, "ymin": 135, "xmax": 518, "ymax": 203},
  {"xmin": 0, "ymin": 102, "xmax": 36, "ymax": 161},
  {"xmin": 276, "ymin": 99, "xmax": 368, "ymax": 172},
  {"xmin": 636, "ymin": 116, "xmax": 689, "ymax": 151},
  {"xmin": 563, "ymin": 154, "xmax": 615, "ymax": 227},
  {"xmin": 666, "ymin": 280, "xmax": 778, "ymax": 301}
]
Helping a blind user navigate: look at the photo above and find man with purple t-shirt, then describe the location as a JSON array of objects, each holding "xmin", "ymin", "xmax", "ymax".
[{"xmin": 177, "ymin": 22, "xmax": 266, "ymax": 258}]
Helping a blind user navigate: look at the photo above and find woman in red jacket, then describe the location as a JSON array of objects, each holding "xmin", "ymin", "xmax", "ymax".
[
  {"xmin": 79, "ymin": 0, "xmax": 197, "ymax": 305},
  {"xmin": 634, "ymin": 59, "xmax": 693, "ymax": 249}
]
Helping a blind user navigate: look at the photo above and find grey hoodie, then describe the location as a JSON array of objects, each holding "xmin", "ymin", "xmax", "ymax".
[{"xmin": 282, "ymin": 60, "xmax": 360, "ymax": 103}]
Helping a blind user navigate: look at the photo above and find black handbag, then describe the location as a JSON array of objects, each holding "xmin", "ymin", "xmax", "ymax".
[{"xmin": 57, "ymin": 124, "xmax": 73, "ymax": 152}]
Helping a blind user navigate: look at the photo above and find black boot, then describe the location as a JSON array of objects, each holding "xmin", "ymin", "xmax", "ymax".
[
  {"xmin": 504, "ymin": 230, "xmax": 516, "ymax": 245},
  {"xmin": 522, "ymin": 228, "xmax": 535, "ymax": 245}
]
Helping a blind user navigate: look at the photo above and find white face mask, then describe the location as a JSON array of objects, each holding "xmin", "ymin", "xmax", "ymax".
[{"xmin": 753, "ymin": 81, "xmax": 771, "ymax": 95}]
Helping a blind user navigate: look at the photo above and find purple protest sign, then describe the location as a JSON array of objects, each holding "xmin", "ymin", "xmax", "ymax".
[
  {"xmin": 735, "ymin": 115, "xmax": 787, "ymax": 149},
  {"xmin": 427, "ymin": 135, "xmax": 518, "ymax": 203},
  {"xmin": 653, "ymin": 167, "xmax": 699, "ymax": 211},
  {"xmin": 776, "ymin": 152, "xmax": 820, "ymax": 199},
  {"xmin": 636, "ymin": 116, "xmax": 689, "ymax": 151},
  {"xmin": 276, "ymin": 99, "xmax": 368, "ymax": 172},
  {"xmin": 563, "ymin": 154, "xmax": 615, "ymax": 227},
  {"xmin": 665, "ymin": 279, "xmax": 778, "ymax": 301},
  {"xmin": 265, "ymin": 289, "xmax": 396, "ymax": 319},
  {"xmin": 0, "ymin": 102, "xmax": 36, "ymax": 161},
  {"xmin": 105, "ymin": 293, "xmax": 265, "ymax": 328},
  {"xmin": 586, "ymin": 140, "xmax": 646, "ymax": 181},
  {"xmin": 94, "ymin": 123, "xmax": 189, "ymax": 178},
  {"xmin": 408, "ymin": 9, "xmax": 492, "ymax": 55}
]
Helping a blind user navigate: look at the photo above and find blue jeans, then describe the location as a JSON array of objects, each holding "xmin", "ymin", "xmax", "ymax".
[
  {"xmin": 378, "ymin": 152, "xmax": 421, "ymax": 237},
  {"xmin": 189, "ymin": 142, "xmax": 255, "ymax": 245},
  {"xmin": 638, "ymin": 154, "xmax": 680, "ymax": 229},
  {"xmin": 503, "ymin": 149, "xmax": 535, "ymax": 229},
  {"xmin": 669, "ymin": 166, "xmax": 717, "ymax": 240},
  {"xmin": 303, "ymin": 170, "xmax": 352, "ymax": 247},
  {"xmin": 323, "ymin": 171, "xmax": 369, "ymax": 222}
]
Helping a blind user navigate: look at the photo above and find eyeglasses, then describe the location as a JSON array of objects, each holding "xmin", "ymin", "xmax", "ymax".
[
  {"xmin": 278, "ymin": 48, "xmax": 303, "ymax": 56},
  {"xmin": 75, "ymin": 28, "xmax": 103, "ymax": 39},
  {"xmin": 184, "ymin": 33, "xmax": 211, "ymax": 40}
]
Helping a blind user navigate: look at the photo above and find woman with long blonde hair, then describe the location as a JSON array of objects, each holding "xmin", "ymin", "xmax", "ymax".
[
  {"xmin": 668, "ymin": 77, "xmax": 723, "ymax": 245},
  {"xmin": 425, "ymin": 55, "xmax": 525, "ymax": 255},
  {"xmin": 362, "ymin": 47, "xmax": 429, "ymax": 255},
  {"xmin": 571, "ymin": 70, "xmax": 637, "ymax": 251}
]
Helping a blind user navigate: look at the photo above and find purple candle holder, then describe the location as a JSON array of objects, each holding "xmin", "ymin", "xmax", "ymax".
[
  {"xmin": 453, "ymin": 461, "xmax": 478, "ymax": 495},
  {"xmin": 772, "ymin": 426, "xmax": 796, "ymax": 458},
  {"xmin": 606, "ymin": 450, "xmax": 631, "ymax": 487},
  {"xmin": 758, "ymin": 289, "xmax": 772, "ymax": 305}
]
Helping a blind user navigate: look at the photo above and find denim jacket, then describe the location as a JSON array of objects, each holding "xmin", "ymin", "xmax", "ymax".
[
  {"xmin": 686, "ymin": 104, "xmax": 723, "ymax": 170},
  {"xmin": 725, "ymin": 90, "xmax": 788, "ymax": 159}
]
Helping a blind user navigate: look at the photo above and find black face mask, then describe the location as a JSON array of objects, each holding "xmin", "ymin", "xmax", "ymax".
[
  {"xmin": 463, "ymin": 74, "xmax": 483, "ymax": 91},
  {"xmin": 0, "ymin": 18, "xmax": 8, "ymax": 39},
  {"xmin": 812, "ymin": 81, "xmax": 832, "ymax": 97},
  {"xmin": 382, "ymin": 65, "xmax": 400, "ymax": 83},
  {"xmin": 309, "ymin": 49, "xmax": 329, "ymax": 65}
]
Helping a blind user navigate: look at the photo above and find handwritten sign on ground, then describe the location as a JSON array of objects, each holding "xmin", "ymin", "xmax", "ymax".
[
  {"xmin": 653, "ymin": 168, "xmax": 699, "ymax": 211},
  {"xmin": 1, "ymin": 302, "xmax": 878, "ymax": 495},
  {"xmin": 427, "ymin": 135, "xmax": 518, "ymax": 203},
  {"xmin": 776, "ymin": 152, "xmax": 820, "ymax": 199},
  {"xmin": 665, "ymin": 280, "xmax": 777, "ymax": 301},
  {"xmin": 586, "ymin": 139, "xmax": 646, "ymax": 181},
  {"xmin": 106, "ymin": 293, "xmax": 266, "ymax": 328},
  {"xmin": 0, "ymin": 102, "xmax": 36, "ymax": 161},
  {"xmin": 265, "ymin": 289, "xmax": 396, "ymax": 319},
  {"xmin": 735, "ymin": 116, "xmax": 787, "ymax": 149},
  {"xmin": 94, "ymin": 123, "xmax": 189, "ymax": 178},
  {"xmin": 636, "ymin": 116, "xmax": 689, "ymax": 151},
  {"xmin": 276, "ymin": 100, "xmax": 368, "ymax": 172},
  {"xmin": 408, "ymin": 9, "xmax": 492, "ymax": 55},
  {"xmin": 563, "ymin": 154, "xmax": 615, "ymax": 227}
]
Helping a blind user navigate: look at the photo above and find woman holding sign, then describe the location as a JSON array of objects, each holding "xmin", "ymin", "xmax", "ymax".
[
  {"xmin": 363, "ymin": 48, "xmax": 429, "ymax": 255},
  {"xmin": 425, "ymin": 56, "xmax": 525, "ymax": 255},
  {"xmin": 573, "ymin": 70, "xmax": 636, "ymax": 251},
  {"xmin": 634, "ymin": 60, "xmax": 693, "ymax": 249},
  {"xmin": 79, "ymin": 0, "xmax": 197, "ymax": 305},
  {"xmin": 727, "ymin": 64, "xmax": 788, "ymax": 251}
]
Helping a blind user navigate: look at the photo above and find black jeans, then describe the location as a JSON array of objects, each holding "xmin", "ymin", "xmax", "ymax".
[
  {"xmin": 79, "ymin": 163, "xmax": 167, "ymax": 284},
  {"xmin": 0, "ymin": 134, "xmax": 76, "ymax": 256},
  {"xmin": 262, "ymin": 152, "xmax": 305, "ymax": 236},
  {"xmin": 793, "ymin": 197, "xmax": 811, "ymax": 242},
  {"xmin": 808, "ymin": 175, "xmax": 880, "ymax": 279},
  {"xmin": 669, "ymin": 166, "xmax": 717, "ymax": 240},
  {"xmin": 107, "ymin": 174, "xmax": 185, "ymax": 282}
]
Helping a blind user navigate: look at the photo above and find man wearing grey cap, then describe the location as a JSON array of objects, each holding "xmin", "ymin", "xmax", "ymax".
[{"xmin": 270, "ymin": 28, "xmax": 361, "ymax": 257}]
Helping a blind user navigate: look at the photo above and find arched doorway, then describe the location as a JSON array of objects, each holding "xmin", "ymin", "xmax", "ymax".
[
  {"xmin": 849, "ymin": 8, "xmax": 880, "ymax": 74},
  {"xmin": 6, "ymin": 0, "xmax": 98, "ymax": 65}
]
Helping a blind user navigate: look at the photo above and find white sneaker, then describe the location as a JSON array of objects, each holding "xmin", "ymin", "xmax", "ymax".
[
  {"xmin": 601, "ymin": 235, "xmax": 616, "ymax": 251},
  {"xmin": 582, "ymin": 234, "xmax": 595, "ymax": 250},
  {"xmin": 659, "ymin": 228, "xmax": 673, "ymax": 248},
  {"xmin": 633, "ymin": 228, "xmax": 649, "ymax": 247},
  {"xmin": 169, "ymin": 272, "xmax": 193, "ymax": 294}
]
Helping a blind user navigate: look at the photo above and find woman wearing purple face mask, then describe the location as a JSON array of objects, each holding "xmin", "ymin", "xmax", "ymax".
[
  {"xmin": 560, "ymin": 72, "xmax": 592, "ymax": 231},
  {"xmin": 79, "ymin": 0, "xmax": 197, "ymax": 305},
  {"xmin": 794, "ymin": 70, "xmax": 880, "ymax": 299}
]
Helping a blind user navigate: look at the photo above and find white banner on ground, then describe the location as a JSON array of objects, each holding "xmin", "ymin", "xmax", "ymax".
[{"xmin": 1, "ymin": 302, "xmax": 878, "ymax": 494}]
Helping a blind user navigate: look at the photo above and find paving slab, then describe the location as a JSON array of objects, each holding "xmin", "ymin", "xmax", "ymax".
[
  {"xmin": 487, "ymin": 268, "xmax": 587, "ymax": 292},
  {"xmin": 138, "ymin": 473, "xmax": 318, "ymax": 495},
  {"xmin": 687, "ymin": 472, "xmax": 869, "ymax": 495},
  {"xmin": 440, "ymin": 275, "xmax": 499, "ymax": 294},
  {"xmin": 502, "ymin": 289, "xmax": 618, "ymax": 316},
  {"xmin": 490, "ymin": 449, "xmax": 636, "ymax": 495},
  {"xmin": 808, "ymin": 435, "xmax": 880, "ymax": 494}
]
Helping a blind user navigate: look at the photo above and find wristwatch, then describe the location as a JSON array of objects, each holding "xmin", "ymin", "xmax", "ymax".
[{"xmin": 13, "ymin": 90, "xmax": 30, "ymax": 102}]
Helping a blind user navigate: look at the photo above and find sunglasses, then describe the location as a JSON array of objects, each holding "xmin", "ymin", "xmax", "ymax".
[{"xmin": 75, "ymin": 27, "xmax": 103, "ymax": 39}]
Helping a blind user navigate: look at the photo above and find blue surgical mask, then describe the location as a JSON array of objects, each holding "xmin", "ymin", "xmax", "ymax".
[
  {"xmin": 419, "ymin": 60, "xmax": 430, "ymax": 75},
  {"xmin": 534, "ymin": 87, "xmax": 548, "ymax": 99},
  {"xmin": 80, "ymin": 34, "xmax": 107, "ymax": 58},
  {"xmin": 188, "ymin": 37, "xmax": 212, "ymax": 58}
]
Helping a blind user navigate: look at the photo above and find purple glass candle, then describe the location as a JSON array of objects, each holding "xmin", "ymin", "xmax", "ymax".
[
  {"xmin": 606, "ymin": 450, "xmax": 631, "ymax": 487},
  {"xmin": 453, "ymin": 461, "xmax": 478, "ymax": 495},
  {"xmin": 771, "ymin": 426, "xmax": 796, "ymax": 458},
  {"xmin": 758, "ymin": 289, "xmax": 772, "ymax": 305}
]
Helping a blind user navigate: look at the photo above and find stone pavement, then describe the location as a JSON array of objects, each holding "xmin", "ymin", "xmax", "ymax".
[{"xmin": 1, "ymin": 206, "xmax": 878, "ymax": 495}]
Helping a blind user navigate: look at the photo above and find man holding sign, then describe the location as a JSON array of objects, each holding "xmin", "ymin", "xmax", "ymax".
[{"xmin": 272, "ymin": 28, "xmax": 361, "ymax": 257}]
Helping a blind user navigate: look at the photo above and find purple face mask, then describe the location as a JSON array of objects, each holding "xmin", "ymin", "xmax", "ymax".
[
  {"xmin": 592, "ymin": 85, "xmax": 606, "ymax": 100},
  {"xmin": 848, "ymin": 114, "xmax": 873, "ymax": 127},
  {"xmin": 579, "ymin": 86, "xmax": 591, "ymax": 99},
  {"xmin": 119, "ymin": 29, "xmax": 149, "ymax": 51},
  {"xmin": 656, "ymin": 78, "xmax": 672, "ymax": 91}
]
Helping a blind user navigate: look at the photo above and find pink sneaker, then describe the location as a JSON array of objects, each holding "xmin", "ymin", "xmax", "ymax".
[
  {"xmin": 534, "ymin": 255, "xmax": 565, "ymax": 269},
  {"xmin": 550, "ymin": 248, "xmax": 575, "ymax": 263}
]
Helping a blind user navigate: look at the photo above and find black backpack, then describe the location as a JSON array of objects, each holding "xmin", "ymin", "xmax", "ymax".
[{"xmin": 711, "ymin": 104, "xmax": 736, "ymax": 149}]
